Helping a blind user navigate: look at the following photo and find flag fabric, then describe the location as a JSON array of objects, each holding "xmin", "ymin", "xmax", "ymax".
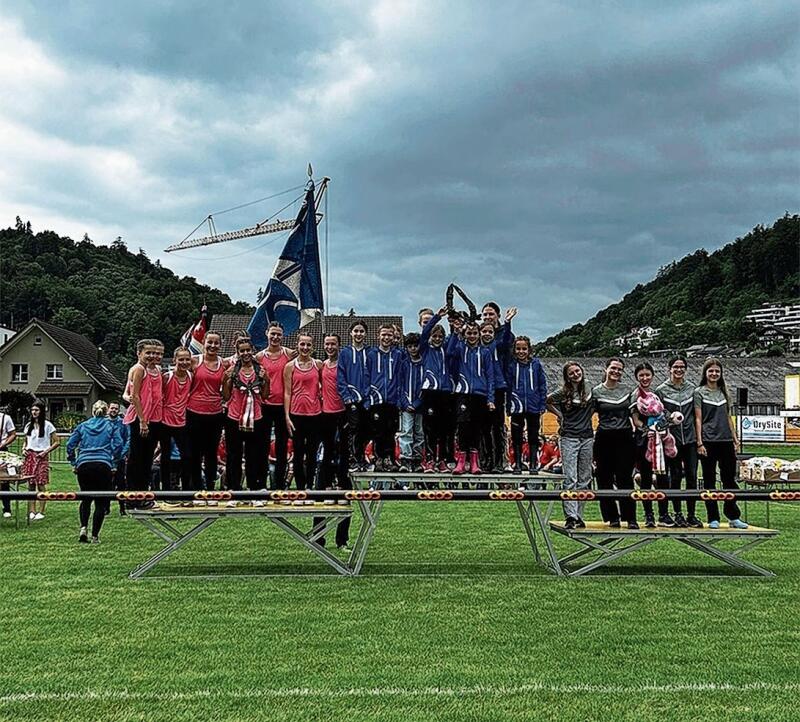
[
  {"xmin": 247, "ymin": 183, "xmax": 324, "ymax": 348},
  {"xmin": 181, "ymin": 305, "xmax": 209, "ymax": 355}
]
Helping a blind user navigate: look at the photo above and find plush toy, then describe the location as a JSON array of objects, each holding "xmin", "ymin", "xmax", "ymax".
[{"xmin": 636, "ymin": 389, "xmax": 682, "ymax": 474}]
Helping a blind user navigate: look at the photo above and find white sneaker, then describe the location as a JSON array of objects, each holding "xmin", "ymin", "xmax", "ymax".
[
  {"xmin": 252, "ymin": 500, "xmax": 265, "ymax": 508},
  {"xmin": 2, "ymin": 511, "xmax": 11, "ymax": 519},
  {"xmin": 34, "ymin": 512, "xmax": 44, "ymax": 521},
  {"xmin": 29, "ymin": 512, "xmax": 36, "ymax": 520},
  {"xmin": 206, "ymin": 500, "xmax": 218, "ymax": 507},
  {"xmin": 225, "ymin": 500, "xmax": 237, "ymax": 508}
]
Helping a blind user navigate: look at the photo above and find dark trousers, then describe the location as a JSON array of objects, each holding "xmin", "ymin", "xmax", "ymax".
[
  {"xmin": 1, "ymin": 481, "xmax": 9, "ymax": 514},
  {"xmin": 290, "ymin": 414, "xmax": 321, "ymax": 490},
  {"xmin": 594, "ymin": 429, "xmax": 637, "ymax": 523},
  {"xmin": 370, "ymin": 403, "xmax": 397, "ymax": 460},
  {"xmin": 262, "ymin": 404, "xmax": 288, "ymax": 489},
  {"xmin": 635, "ymin": 432, "xmax": 669, "ymax": 517},
  {"xmin": 510, "ymin": 412, "xmax": 541, "ymax": 469},
  {"xmin": 700, "ymin": 440, "xmax": 742, "ymax": 522},
  {"xmin": 456, "ymin": 394, "xmax": 487, "ymax": 452},
  {"xmin": 315, "ymin": 410, "xmax": 351, "ymax": 548},
  {"xmin": 159, "ymin": 425, "xmax": 191, "ymax": 491},
  {"xmin": 421, "ymin": 390, "xmax": 452, "ymax": 463},
  {"xmin": 126, "ymin": 419, "xmax": 161, "ymax": 491},
  {"xmin": 481, "ymin": 389, "xmax": 507, "ymax": 470},
  {"xmin": 667, "ymin": 442, "xmax": 698, "ymax": 516},
  {"xmin": 320, "ymin": 411, "xmax": 350, "ymax": 489},
  {"xmin": 186, "ymin": 410, "xmax": 224, "ymax": 491},
  {"xmin": 225, "ymin": 417, "xmax": 266, "ymax": 491},
  {"xmin": 77, "ymin": 462, "xmax": 112, "ymax": 537},
  {"xmin": 346, "ymin": 402, "xmax": 370, "ymax": 466}
]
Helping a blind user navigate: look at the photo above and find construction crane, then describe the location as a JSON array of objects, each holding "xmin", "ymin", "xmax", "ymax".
[{"xmin": 164, "ymin": 166, "xmax": 329, "ymax": 253}]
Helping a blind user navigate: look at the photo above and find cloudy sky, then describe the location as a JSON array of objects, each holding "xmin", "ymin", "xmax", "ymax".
[{"xmin": 1, "ymin": 1, "xmax": 798, "ymax": 339}]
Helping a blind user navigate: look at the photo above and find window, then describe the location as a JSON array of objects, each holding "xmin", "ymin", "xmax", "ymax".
[
  {"xmin": 46, "ymin": 363, "xmax": 63, "ymax": 380},
  {"xmin": 11, "ymin": 364, "xmax": 28, "ymax": 383},
  {"xmin": 34, "ymin": 336, "xmax": 42, "ymax": 346}
]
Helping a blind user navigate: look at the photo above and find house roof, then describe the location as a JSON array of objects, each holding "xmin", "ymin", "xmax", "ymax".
[
  {"xmin": 540, "ymin": 357, "xmax": 798, "ymax": 404},
  {"xmin": 210, "ymin": 314, "xmax": 405, "ymax": 357},
  {"xmin": 0, "ymin": 319, "xmax": 125, "ymax": 392},
  {"xmin": 35, "ymin": 381, "xmax": 94, "ymax": 396}
]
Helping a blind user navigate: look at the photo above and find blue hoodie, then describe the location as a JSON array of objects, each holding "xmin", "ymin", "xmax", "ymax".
[
  {"xmin": 336, "ymin": 345, "xmax": 369, "ymax": 405},
  {"xmin": 483, "ymin": 322, "xmax": 514, "ymax": 392},
  {"xmin": 67, "ymin": 416, "xmax": 123, "ymax": 470},
  {"xmin": 506, "ymin": 358, "xmax": 548, "ymax": 414},
  {"xmin": 366, "ymin": 346, "xmax": 404, "ymax": 407},
  {"xmin": 397, "ymin": 353, "xmax": 425, "ymax": 411},
  {"xmin": 419, "ymin": 313, "xmax": 453, "ymax": 392},
  {"xmin": 446, "ymin": 333, "xmax": 496, "ymax": 404}
]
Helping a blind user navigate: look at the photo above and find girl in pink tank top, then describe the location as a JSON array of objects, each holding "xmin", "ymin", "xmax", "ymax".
[
  {"xmin": 283, "ymin": 334, "xmax": 322, "ymax": 491},
  {"xmin": 160, "ymin": 347, "xmax": 193, "ymax": 492}
]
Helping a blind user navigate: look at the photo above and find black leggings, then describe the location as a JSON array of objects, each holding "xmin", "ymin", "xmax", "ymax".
[
  {"xmin": 421, "ymin": 390, "xmax": 452, "ymax": 463},
  {"xmin": 510, "ymin": 412, "xmax": 541, "ymax": 468},
  {"xmin": 262, "ymin": 404, "xmax": 288, "ymax": 489},
  {"xmin": 668, "ymin": 442, "xmax": 698, "ymax": 516},
  {"xmin": 700, "ymin": 440, "xmax": 741, "ymax": 522},
  {"xmin": 482, "ymin": 389, "xmax": 507, "ymax": 470},
  {"xmin": 225, "ymin": 417, "xmax": 266, "ymax": 490},
  {"xmin": 346, "ymin": 402, "xmax": 370, "ymax": 466},
  {"xmin": 126, "ymin": 419, "xmax": 161, "ymax": 491},
  {"xmin": 159, "ymin": 425, "xmax": 191, "ymax": 490},
  {"xmin": 319, "ymin": 411, "xmax": 350, "ymax": 489},
  {"xmin": 186, "ymin": 411, "xmax": 224, "ymax": 491},
  {"xmin": 593, "ymin": 428, "xmax": 637, "ymax": 523},
  {"xmin": 77, "ymin": 462, "xmax": 112, "ymax": 537},
  {"xmin": 290, "ymin": 414, "xmax": 321, "ymax": 490},
  {"xmin": 370, "ymin": 403, "xmax": 397, "ymax": 461},
  {"xmin": 456, "ymin": 394, "xmax": 487, "ymax": 452}
]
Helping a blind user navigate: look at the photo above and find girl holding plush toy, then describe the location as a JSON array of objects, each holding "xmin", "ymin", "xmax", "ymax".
[{"xmin": 631, "ymin": 362, "xmax": 678, "ymax": 528}]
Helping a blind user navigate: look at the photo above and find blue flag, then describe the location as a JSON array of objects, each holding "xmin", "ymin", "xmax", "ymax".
[{"xmin": 247, "ymin": 184, "xmax": 324, "ymax": 348}]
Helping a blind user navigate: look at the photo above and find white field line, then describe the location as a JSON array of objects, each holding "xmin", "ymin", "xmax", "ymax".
[{"xmin": 1, "ymin": 681, "xmax": 799, "ymax": 704}]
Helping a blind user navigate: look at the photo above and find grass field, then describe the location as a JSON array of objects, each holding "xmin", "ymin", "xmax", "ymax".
[{"xmin": 1, "ymin": 465, "xmax": 799, "ymax": 721}]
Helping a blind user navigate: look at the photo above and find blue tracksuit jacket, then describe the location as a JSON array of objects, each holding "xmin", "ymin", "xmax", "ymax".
[
  {"xmin": 506, "ymin": 358, "xmax": 548, "ymax": 414},
  {"xmin": 397, "ymin": 354, "xmax": 425, "ymax": 411},
  {"xmin": 419, "ymin": 313, "xmax": 453, "ymax": 392},
  {"xmin": 366, "ymin": 346, "xmax": 404, "ymax": 407},
  {"xmin": 445, "ymin": 334, "xmax": 496, "ymax": 404},
  {"xmin": 67, "ymin": 417, "xmax": 123, "ymax": 470},
  {"xmin": 336, "ymin": 345, "xmax": 369, "ymax": 405}
]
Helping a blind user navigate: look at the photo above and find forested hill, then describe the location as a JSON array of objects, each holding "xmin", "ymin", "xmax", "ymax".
[
  {"xmin": 543, "ymin": 214, "xmax": 800, "ymax": 355},
  {"xmin": 0, "ymin": 220, "xmax": 254, "ymax": 372}
]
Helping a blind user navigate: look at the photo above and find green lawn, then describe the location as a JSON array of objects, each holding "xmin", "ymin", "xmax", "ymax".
[
  {"xmin": 744, "ymin": 443, "xmax": 800, "ymax": 460},
  {"xmin": 0, "ymin": 466, "xmax": 798, "ymax": 721}
]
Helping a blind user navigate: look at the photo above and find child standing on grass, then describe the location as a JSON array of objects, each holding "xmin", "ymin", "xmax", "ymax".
[{"xmin": 22, "ymin": 400, "xmax": 60, "ymax": 521}]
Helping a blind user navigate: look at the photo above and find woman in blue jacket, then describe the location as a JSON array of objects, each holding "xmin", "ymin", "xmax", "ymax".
[
  {"xmin": 505, "ymin": 336, "xmax": 547, "ymax": 475},
  {"xmin": 67, "ymin": 400, "xmax": 123, "ymax": 543}
]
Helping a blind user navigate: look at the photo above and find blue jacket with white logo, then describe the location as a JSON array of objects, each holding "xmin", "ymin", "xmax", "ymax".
[
  {"xmin": 336, "ymin": 345, "xmax": 369, "ymax": 405},
  {"xmin": 366, "ymin": 346, "xmax": 404, "ymax": 407},
  {"xmin": 506, "ymin": 358, "xmax": 548, "ymax": 414},
  {"xmin": 67, "ymin": 416, "xmax": 124, "ymax": 470},
  {"xmin": 445, "ymin": 334, "xmax": 495, "ymax": 404},
  {"xmin": 483, "ymin": 322, "xmax": 514, "ymax": 392},
  {"xmin": 419, "ymin": 313, "xmax": 453, "ymax": 392},
  {"xmin": 397, "ymin": 354, "xmax": 425, "ymax": 411}
]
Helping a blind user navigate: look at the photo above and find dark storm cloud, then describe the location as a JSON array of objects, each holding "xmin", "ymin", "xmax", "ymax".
[{"xmin": 1, "ymin": 1, "xmax": 797, "ymax": 340}]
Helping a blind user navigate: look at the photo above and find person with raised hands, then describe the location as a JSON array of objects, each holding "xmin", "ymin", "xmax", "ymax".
[
  {"xmin": 446, "ymin": 315, "xmax": 495, "ymax": 475},
  {"xmin": 419, "ymin": 307, "xmax": 455, "ymax": 473}
]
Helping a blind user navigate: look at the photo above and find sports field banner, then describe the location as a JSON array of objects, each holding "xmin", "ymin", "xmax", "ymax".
[{"xmin": 740, "ymin": 415, "xmax": 785, "ymax": 442}]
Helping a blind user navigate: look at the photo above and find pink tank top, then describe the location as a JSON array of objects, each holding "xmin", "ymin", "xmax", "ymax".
[
  {"xmin": 187, "ymin": 358, "xmax": 226, "ymax": 415},
  {"xmin": 124, "ymin": 365, "xmax": 164, "ymax": 424},
  {"xmin": 289, "ymin": 360, "xmax": 321, "ymax": 416},
  {"xmin": 321, "ymin": 361, "xmax": 344, "ymax": 413},
  {"xmin": 227, "ymin": 368, "xmax": 264, "ymax": 422},
  {"xmin": 162, "ymin": 371, "xmax": 192, "ymax": 427},
  {"xmin": 259, "ymin": 350, "xmax": 290, "ymax": 405}
]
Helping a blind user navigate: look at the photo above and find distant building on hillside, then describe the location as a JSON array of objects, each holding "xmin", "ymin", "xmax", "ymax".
[
  {"xmin": 611, "ymin": 325, "xmax": 661, "ymax": 355},
  {"xmin": 745, "ymin": 301, "xmax": 800, "ymax": 353},
  {"xmin": 210, "ymin": 313, "xmax": 404, "ymax": 357},
  {"xmin": 0, "ymin": 319, "xmax": 126, "ymax": 422}
]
